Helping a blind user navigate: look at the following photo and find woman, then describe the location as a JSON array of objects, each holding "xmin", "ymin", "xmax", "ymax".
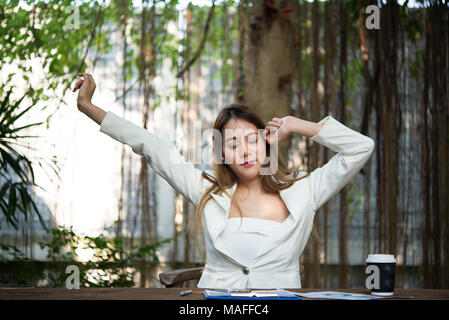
[{"xmin": 73, "ymin": 72, "xmax": 375, "ymax": 289}]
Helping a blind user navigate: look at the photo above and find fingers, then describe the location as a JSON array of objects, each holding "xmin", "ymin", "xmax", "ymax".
[
  {"xmin": 73, "ymin": 72, "xmax": 95, "ymax": 92},
  {"xmin": 73, "ymin": 73, "xmax": 86, "ymax": 92},
  {"xmin": 72, "ymin": 79, "xmax": 84, "ymax": 92},
  {"xmin": 267, "ymin": 121, "xmax": 280, "ymax": 128},
  {"xmin": 84, "ymin": 72, "xmax": 96, "ymax": 87},
  {"xmin": 267, "ymin": 117, "xmax": 282, "ymax": 127},
  {"xmin": 263, "ymin": 128, "xmax": 278, "ymax": 145},
  {"xmin": 76, "ymin": 72, "xmax": 93, "ymax": 81}
]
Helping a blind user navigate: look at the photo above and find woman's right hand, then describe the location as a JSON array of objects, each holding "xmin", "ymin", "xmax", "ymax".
[
  {"xmin": 73, "ymin": 72, "xmax": 96, "ymax": 111},
  {"xmin": 264, "ymin": 116, "xmax": 294, "ymax": 144}
]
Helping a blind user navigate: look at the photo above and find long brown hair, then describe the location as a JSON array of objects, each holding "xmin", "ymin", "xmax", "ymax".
[{"xmin": 192, "ymin": 104, "xmax": 310, "ymax": 261}]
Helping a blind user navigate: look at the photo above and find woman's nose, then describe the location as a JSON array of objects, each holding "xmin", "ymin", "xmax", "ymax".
[
  {"xmin": 243, "ymin": 141, "xmax": 249, "ymax": 154},
  {"xmin": 242, "ymin": 139, "xmax": 250, "ymax": 156},
  {"xmin": 235, "ymin": 140, "xmax": 249, "ymax": 162}
]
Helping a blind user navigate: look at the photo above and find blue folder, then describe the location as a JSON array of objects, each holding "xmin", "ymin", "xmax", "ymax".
[{"xmin": 203, "ymin": 290, "xmax": 302, "ymax": 300}]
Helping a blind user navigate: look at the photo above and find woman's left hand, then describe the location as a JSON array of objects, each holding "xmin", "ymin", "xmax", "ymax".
[{"xmin": 263, "ymin": 116, "xmax": 293, "ymax": 144}]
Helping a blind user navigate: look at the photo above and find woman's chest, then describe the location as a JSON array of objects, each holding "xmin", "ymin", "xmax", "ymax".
[{"xmin": 228, "ymin": 192, "xmax": 290, "ymax": 222}]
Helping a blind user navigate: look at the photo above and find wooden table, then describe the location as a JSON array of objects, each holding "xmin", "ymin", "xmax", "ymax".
[{"xmin": 0, "ymin": 287, "xmax": 448, "ymax": 300}]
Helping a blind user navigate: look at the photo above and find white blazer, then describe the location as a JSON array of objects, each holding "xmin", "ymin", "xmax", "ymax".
[{"xmin": 99, "ymin": 111, "xmax": 375, "ymax": 289}]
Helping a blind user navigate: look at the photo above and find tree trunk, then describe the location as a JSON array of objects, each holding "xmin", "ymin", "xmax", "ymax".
[
  {"xmin": 311, "ymin": 0, "xmax": 321, "ymax": 289},
  {"xmin": 234, "ymin": 0, "xmax": 248, "ymax": 103},
  {"xmin": 116, "ymin": 0, "xmax": 129, "ymax": 239},
  {"xmin": 322, "ymin": 0, "xmax": 337, "ymax": 288},
  {"xmin": 337, "ymin": 0, "xmax": 348, "ymax": 289},
  {"xmin": 243, "ymin": 0, "xmax": 299, "ymax": 159}
]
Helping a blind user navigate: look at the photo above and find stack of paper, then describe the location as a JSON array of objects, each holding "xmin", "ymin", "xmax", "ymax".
[
  {"xmin": 291, "ymin": 291, "xmax": 388, "ymax": 300},
  {"xmin": 203, "ymin": 289, "xmax": 301, "ymax": 300},
  {"xmin": 203, "ymin": 289, "xmax": 387, "ymax": 300}
]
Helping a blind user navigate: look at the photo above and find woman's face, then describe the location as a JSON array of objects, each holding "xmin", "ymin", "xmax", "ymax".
[{"xmin": 220, "ymin": 118, "xmax": 267, "ymax": 181}]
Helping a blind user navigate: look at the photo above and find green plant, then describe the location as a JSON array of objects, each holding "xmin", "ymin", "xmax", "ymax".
[
  {"xmin": 37, "ymin": 225, "xmax": 173, "ymax": 287},
  {"xmin": 0, "ymin": 85, "xmax": 56, "ymax": 231},
  {"xmin": 0, "ymin": 224, "xmax": 172, "ymax": 287}
]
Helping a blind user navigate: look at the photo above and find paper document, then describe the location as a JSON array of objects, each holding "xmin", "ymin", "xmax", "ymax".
[
  {"xmin": 204, "ymin": 289, "xmax": 298, "ymax": 298},
  {"xmin": 286, "ymin": 290, "xmax": 388, "ymax": 300}
]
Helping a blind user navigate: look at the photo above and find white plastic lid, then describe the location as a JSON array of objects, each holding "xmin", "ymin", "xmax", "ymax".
[{"xmin": 366, "ymin": 254, "xmax": 396, "ymax": 263}]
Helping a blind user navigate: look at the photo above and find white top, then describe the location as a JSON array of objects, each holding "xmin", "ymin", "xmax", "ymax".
[{"xmin": 219, "ymin": 217, "xmax": 282, "ymax": 267}]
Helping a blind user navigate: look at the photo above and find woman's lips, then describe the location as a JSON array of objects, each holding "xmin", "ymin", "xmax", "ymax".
[{"xmin": 241, "ymin": 161, "xmax": 255, "ymax": 168}]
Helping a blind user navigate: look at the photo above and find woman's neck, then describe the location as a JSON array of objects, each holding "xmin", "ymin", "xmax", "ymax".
[{"xmin": 236, "ymin": 177, "xmax": 264, "ymax": 195}]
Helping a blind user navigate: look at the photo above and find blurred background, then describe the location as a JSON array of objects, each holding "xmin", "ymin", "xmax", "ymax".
[{"xmin": 0, "ymin": 0, "xmax": 447, "ymax": 289}]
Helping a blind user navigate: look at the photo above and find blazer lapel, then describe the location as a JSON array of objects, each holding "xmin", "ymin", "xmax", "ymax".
[{"xmin": 209, "ymin": 183, "xmax": 244, "ymax": 265}]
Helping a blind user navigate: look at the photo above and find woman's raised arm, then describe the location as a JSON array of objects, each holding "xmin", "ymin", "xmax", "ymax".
[
  {"xmin": 277, "ymin": 115, "xmax": 374, "ymax": 212},
  {"xmin": 306, "ymin": 115, "xmax": 375, "ymax": 212},
  {"xmin": 73, "ymin": 72, "xmax": 210, "ymax": 206}
]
